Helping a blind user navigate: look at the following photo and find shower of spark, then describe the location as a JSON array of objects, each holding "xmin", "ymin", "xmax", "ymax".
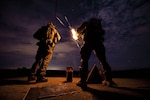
[
  {"xmin": 56, "ymin": 16, "xmax": 80, "ymax": 49},
  {"xmin": 56, "ymin": 16, "xmax": 66, "ymax": 27}
]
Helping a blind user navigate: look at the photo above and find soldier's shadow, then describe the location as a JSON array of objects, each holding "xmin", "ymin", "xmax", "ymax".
[
  {"xmin": 85, "ymin": 87, "xmax": 147, "ymax": 100},
  {"xmin": 112, "ymin": 86, "xmax": 150, "ymax": 97},
  {"xmin": 0, "ymin": 79, "xmax": 35, "ymax": 86}
]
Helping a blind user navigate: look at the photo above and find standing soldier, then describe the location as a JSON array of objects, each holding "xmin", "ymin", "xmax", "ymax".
[
  {"xmin": 28, "ymin": 22, "xmax": 61, "ymax": 83},
  {"xmin": 76, "ymin": 18, "xmax": 116, "ymax": 89}
]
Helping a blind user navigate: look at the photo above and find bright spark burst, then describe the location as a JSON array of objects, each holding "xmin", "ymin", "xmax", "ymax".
[{"xmin": 71, "ymin": 28, "xmax": 78, "ymax": 40}]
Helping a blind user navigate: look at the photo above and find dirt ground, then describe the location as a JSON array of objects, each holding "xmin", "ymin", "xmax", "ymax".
[{"xmin": 0, "ymin": 77, "xmax": 150, "ymax": 100}]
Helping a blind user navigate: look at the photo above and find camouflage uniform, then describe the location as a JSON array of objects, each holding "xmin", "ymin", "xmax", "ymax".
[
  {"xmin": 76, "ymin": 18, "xmax": 114, "ymax": 88},
  {"xmin": 28, "ymin": 22, "xmax": 61, "ymax": 82}
]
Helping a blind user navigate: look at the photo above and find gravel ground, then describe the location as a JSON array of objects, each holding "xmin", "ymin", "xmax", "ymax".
[{"xmin": 0, "ymin": 77, "xmax": 150, "ymax": 100}]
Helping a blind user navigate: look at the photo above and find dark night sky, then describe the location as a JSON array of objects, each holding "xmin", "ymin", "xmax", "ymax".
[{"xmin": 0, "ymin": 0, "xmax": 150, "ymax": 71}]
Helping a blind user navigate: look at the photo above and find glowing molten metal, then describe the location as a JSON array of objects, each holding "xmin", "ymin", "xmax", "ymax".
[{"xmin": 71, "ymin": 28, "xmax": 78, "ymax": 40}]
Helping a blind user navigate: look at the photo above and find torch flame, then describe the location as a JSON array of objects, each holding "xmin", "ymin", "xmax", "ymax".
[{"xmin": 71, "ymin": 28, "xmax": 78, "ymax": 40}]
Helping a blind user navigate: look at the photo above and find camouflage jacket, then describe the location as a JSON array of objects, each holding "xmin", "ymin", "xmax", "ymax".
[{"xmin": 33, "ymin": 23, "xmax": 61, "ymax": 51}]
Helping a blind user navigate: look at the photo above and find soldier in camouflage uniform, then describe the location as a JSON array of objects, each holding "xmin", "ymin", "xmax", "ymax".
[
  {"xmin": 76, "ymin": 18, "xmax": 116, "ymax": 89},
  {"xmin": 28, "ymin": 22, "xmax": 61, "ymax": 83}
]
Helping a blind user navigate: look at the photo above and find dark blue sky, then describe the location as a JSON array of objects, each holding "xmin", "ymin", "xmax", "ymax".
[{"xmin": 0, "ymin": 0, "xmax": 150, "ymax": 71}]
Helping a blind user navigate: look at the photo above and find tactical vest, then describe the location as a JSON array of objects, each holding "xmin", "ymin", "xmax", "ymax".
[{"xmin": 84, "ymin": 21, "xmax": 105, "ymax": 43}]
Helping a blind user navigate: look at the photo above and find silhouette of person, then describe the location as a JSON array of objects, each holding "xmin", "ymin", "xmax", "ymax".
[
  {"xmin": 76, "ymin": 18, "xmax": 116, "ymax": 89},
  {"xmin": 28, "ymin": 22, "xmax": 61, "ymax": 83}
]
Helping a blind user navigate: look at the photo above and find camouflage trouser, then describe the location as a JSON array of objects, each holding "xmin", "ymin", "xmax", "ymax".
[
  {"xmin": 39, "ymin": 51, "xmax": 53, "ymax": 76},
  {"xmin": 80, "ymin": 42, "xmax": 112, "ymax": 83},
  {"xmin": 30, "ymin": 46, "xmax": 53, "ymax": 77}
]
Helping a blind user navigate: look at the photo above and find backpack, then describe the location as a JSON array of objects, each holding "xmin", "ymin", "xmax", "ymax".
[{"xmin": 33, "ymin": 26, "xmax": 48, "ymax": 40}]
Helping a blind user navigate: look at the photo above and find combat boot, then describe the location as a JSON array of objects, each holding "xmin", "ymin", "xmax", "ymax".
[
  {"xmin": 76, "ymin": 80, "xmax": 87, "ymax": 91},
  {"xmin": 36, "ymin": 75, "xmax": 48, "ymax": 83},
  {"xmin": 102, "ymin": 80, "xmax": 117, "ymax": 87},
  {"xmin": 102, "ymin": 71, "xmax": 117, "ymax": 87},
  {"xmin": 27, "ymin": 73, "xmax": 36, "ymax": 83}
]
